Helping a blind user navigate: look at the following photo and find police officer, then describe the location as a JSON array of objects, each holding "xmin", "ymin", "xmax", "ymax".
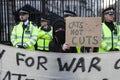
[
  {"xmin": 11, "ymin": 9, "xmax": 38, "ymax": 50},
  {"xmin": 37, "ymin": 18, "xmax": 52, "ymax": 51},
  {"xmin": 99, "ymin": 7, "xmax": 120, "ymax": 52}
]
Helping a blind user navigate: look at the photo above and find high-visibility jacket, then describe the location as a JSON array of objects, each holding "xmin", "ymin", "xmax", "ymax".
[
  {"xmin": 11, "ymin": 21, "xmax": 38, "ymax": 50},
  {"xmin": 37, "ymin": 27, "xmax": 52, "ymax": 51},
  {"xmin": 76, "ymin": 46, "xmax": 81, "ymax": 54},
  {"xmin": 98, "ymin": 22, "xmax": 120, "ymax": 52}
]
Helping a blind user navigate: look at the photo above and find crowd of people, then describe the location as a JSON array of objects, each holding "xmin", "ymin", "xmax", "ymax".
[{"xmin": 10, "ymin": 7, "xmax": 120, "ymax": 53}]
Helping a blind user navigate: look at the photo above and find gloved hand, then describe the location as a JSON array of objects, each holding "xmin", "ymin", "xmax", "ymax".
[
  {"xmin": 16, "ymin": 44, "xmax": 22, "ymax": 48},
  {"xmin": 23, "ymin": 43, "xmax": 28, "ymax": 48},
  {"xmin": 62, "ymin": 43, "xmax": 70, "ymax": 51},
  {"xmin": 109, "ymin": 48, "xmax": 119, "ymax": 51},
  {"xmin": 113, "ymin": 48, "xmax": 119, "ymax": 51},
  {"xmin": 109, "ymin": 48, "xmax": 113, "ymax": 51},
  {"xmin": 16, "ymin": 44, "xmax": 25, "ymax": 48}
]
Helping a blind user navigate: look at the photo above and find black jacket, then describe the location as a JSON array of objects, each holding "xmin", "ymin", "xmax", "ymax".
[
  {"xmin": 49, "ymin": 40, "xmax": 77, "ymax": 53},
  {"xmin": 49, "ymin": 18, "xmax": 77, "ymax": 53}
]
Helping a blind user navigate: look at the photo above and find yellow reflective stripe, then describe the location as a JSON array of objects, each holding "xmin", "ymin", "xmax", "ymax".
[
  {"xmin": 31, "ymin": 38, "xmax": 37, "ymax": 42},
  {"xmin": 104, "ymin": 43, "xmax": 111, "ymax": 50},
  {"xmin": 27, "ymin": 40, "xmax": 36, "ymax": 47},
  {"xmin": 30, "ymin": 36, "xmax": 38, "ymax": 43},
  {"xmin": 117, "ymin": 44, "xmax": 120, "ymax": 47},
  {"xmin": 16, "ymin": 35, "xmax": 37, "ymax": 38},
  {"xmin": 104, "ymin": 37, "xmax": 117, "ymax": 40},
  {"xmin": 113, "ymin": 36, "xmax": 118, "ymax": 39},
  {"xmin": 37, "ymin": 39, "xmax": 50, "ymax": 50},
  {"xmin": 47, "ymin": 32, "xmax": 52, "ymax": 38},
  {"xmin": 118, "ymin": 36, "xmax": 120, "ymax": 40},
  {"xmin": 104, "ymin": 42, "xmax": 117, "ymax": 50},
  {"xmin": 11, "ymin": 34, "xmax": 17, "ymax": 44},
  {"xmin": 29, "ymin": 22, "xmax": 34, "ymax": 34},
  {"xmin": 24, "ymin": 36, "xmax": 30, "ymax": 38},
  {"xmin": 11, "ymin": 39, "xmax": 16, "ymax": 43},
  {"xmin": 47, "ymin": 28, "xmax": 53, "ymax": 38},
  {"xmin": 37, "ymin": 46, "xmax": 49, "ymax": 50},
  {"xmin": 38, "ymin": 46, "xmax": 49, "ymax": 48},
  {"xmin": 16, "ymin": 36, "xmax": 29, "ymax": 38},
  {"xmin": 76, "ymin": 46, "xmax": 81, "ymax": 54},
  {"xmin": 11, "ymin": 34, "xmax": 16, "ymax": 37},
  {"xmin": 29, "ymin": 40, "xmax": 34, "ymax": 46},
  {"xmin": 17, "ymin": 42, "xmax": 22, "ymax": 44},
  {"xmin": 32, "ymin": 35, "xmax": 38, "ymax": 37},
  {"xmin": 104, "ymin": 37, "xmax": 111, "ymax": 39},
  {"xmin": 39, "ymin": 38, "xmax": 51, "ymax": 40},
  {"xmin": 15, "ymin": 25, "xmax": 18, "ymax": 32},
  {"xmin": 102, "ymin": 28, "xmax": 104, "ymax": 35},
  {"xmin": 11, "ymin": 35, "xmax": 16, "ymax": 39}
]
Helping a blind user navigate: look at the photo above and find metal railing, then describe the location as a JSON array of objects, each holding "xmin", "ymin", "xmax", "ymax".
[{"xmin": 0, "ymin": 0, "xmax": 119, "ymax": 45}]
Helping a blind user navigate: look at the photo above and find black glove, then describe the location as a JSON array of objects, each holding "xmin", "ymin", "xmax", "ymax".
[
  {"xmin": 17, "ymin": 45, "xmax": 25, "ymax": 49},
  {"xmin": 109, "ymin": 48, "xmax": 119, "ymax": 51},
  {"xmin": 109, "ymin": 48, "xmax": 113, "ymax": 51},
  {"xmin": 113, "ymin": 48, "xmax": 119, "ymax": 51}
]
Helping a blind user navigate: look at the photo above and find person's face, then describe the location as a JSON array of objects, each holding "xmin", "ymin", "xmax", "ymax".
[
  {"xmin": 19, "ymin": 13, "xmax": 29, "ymax": 22},
  {"xmin": 104, "ymin": 13, "xmax": 115, "ymax": 22},
  {"xmin": 40, "ymin": 21, "xmax": 48, "ymax": 27}
]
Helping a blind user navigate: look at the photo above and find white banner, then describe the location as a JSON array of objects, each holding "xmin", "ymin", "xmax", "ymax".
[{"xmin": 0, "ymin": 44, "xmax": 120, "ymax": 80}]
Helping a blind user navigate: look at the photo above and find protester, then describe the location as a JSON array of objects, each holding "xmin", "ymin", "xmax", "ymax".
[
  {"xmin": 10, "ymin": 9, "xmax": 38, "ymax": 50},
  {"xmin": 37, "ymin": 18, "xmax": 52, "ymax": 51},
  {"xmin": 49, "ymin": 18, "xmax": 77, "ymax": 53},
  {"xmin": 98, "ymin": 7, "xmax": 120, "ymax": 52}
]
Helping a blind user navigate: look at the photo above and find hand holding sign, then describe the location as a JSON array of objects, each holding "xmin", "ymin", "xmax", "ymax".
[{"xmin": 62, "ymin": 43, "xmax": 70, "ymax": 51}]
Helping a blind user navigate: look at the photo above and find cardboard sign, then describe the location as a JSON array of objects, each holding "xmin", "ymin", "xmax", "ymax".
[
  {"xmin": 1, "ymin": 44, "xmax": 120, "ymax": 80},
  {"xmin": 66, "ymin": 17, "xmax": 102, "ymax": 47}
]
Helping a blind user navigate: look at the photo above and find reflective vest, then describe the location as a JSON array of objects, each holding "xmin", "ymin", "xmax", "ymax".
[
  {"xmin": 98, "ymin": 22, "xmax": 120, "ymax": 52},
  {"xmin": 37, "ymin": 27, "xmax": 52, "ymax": 51},
  {"xmin": 76, "ymin": 46, "xmax": 81, "ymax": 54},
  {"xmin": 11, "ymin": 21, "xmax": 38, "ymax": 50}
]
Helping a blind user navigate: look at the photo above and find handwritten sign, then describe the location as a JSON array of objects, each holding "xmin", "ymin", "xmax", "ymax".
[
  {"xmin": 1, "ymin": 44, "xmax": 120, "ymax": 80},
  {"xmin": 66, "ymin": 17, "xmax": 102, "ymax": 47}
]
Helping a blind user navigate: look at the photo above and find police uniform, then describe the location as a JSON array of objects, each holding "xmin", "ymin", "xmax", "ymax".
[
  {"xmin": 99, "ymin": 7, "xmax": 120, "ymax": 52},
  {"xmin": 37, "ymin": 18, "xmax": 53, "ymax": 51},
  {"xmin": 11, "ymin": 9, "xmax": 38, "ymax": 50}
]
